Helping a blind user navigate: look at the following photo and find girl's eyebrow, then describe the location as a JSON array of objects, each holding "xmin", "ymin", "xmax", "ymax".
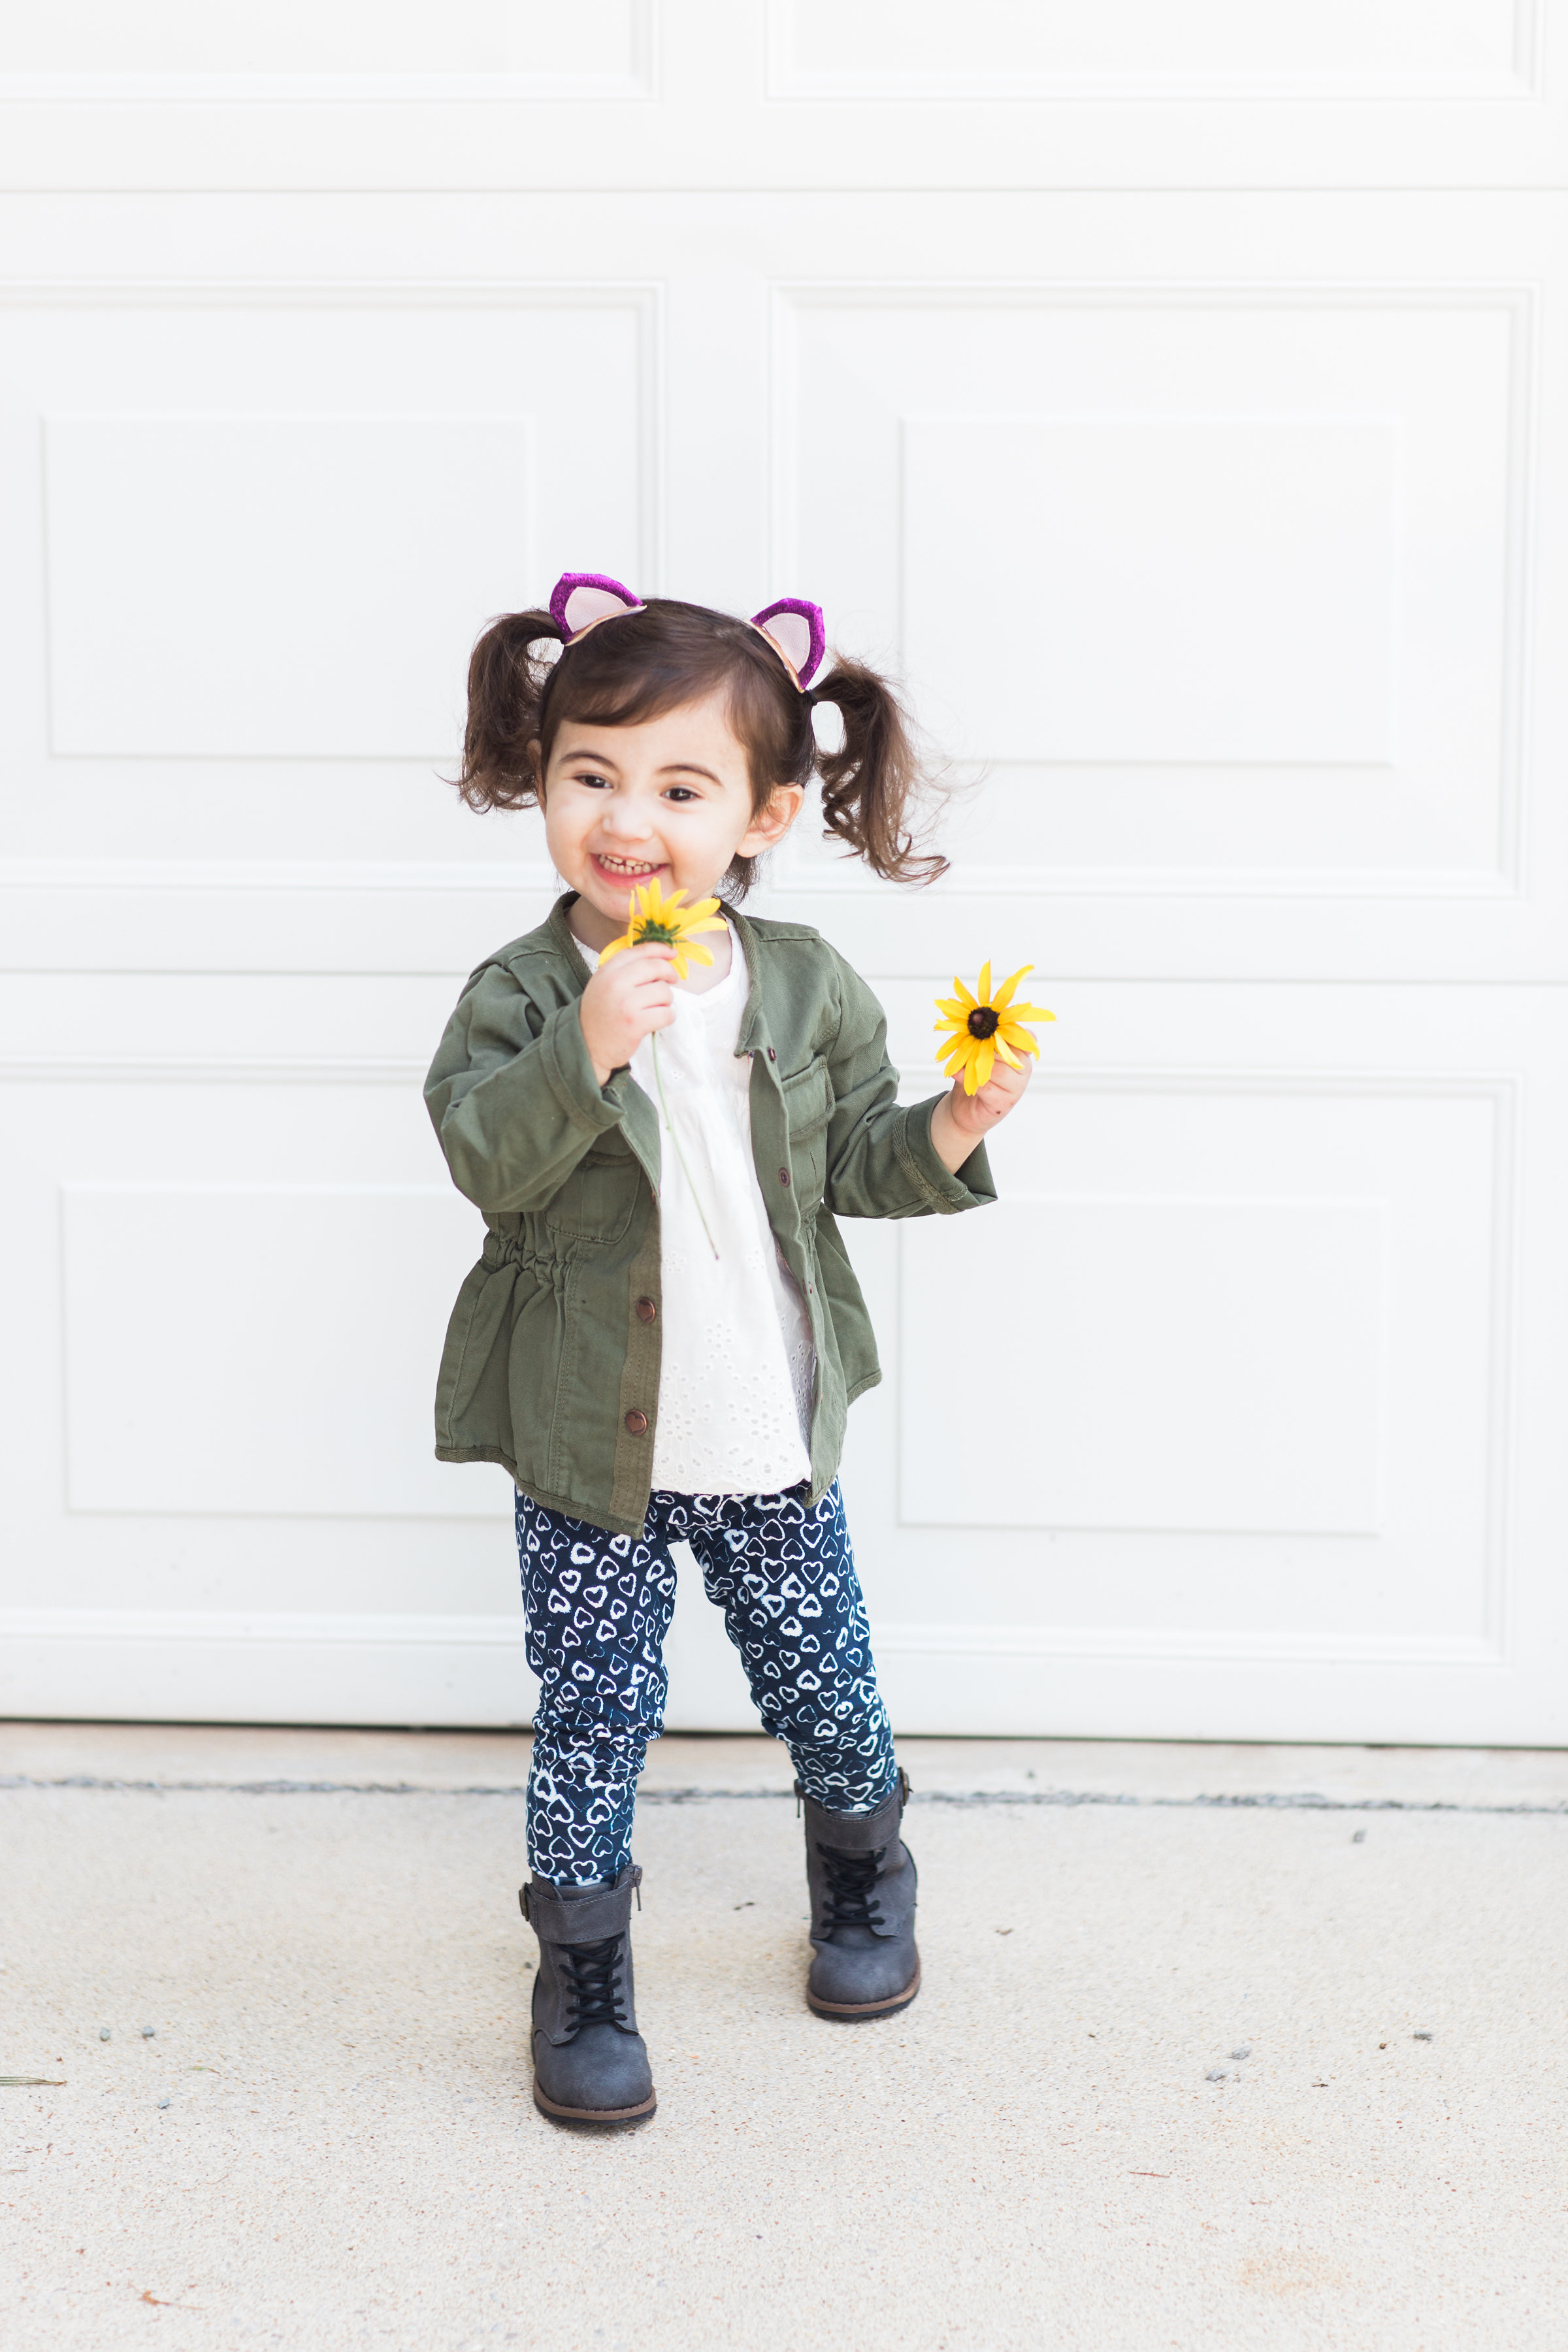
[{"xmin": 658, "ymin": 762, "xmax": 725, "ymax": 784}]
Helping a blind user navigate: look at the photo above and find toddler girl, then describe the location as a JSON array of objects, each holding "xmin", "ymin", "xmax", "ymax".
[{"xmin": 425, "ymin": 574, "xmax": 1033, "ymax": 2127}]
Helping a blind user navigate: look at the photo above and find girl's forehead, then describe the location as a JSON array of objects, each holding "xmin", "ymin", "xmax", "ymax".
[{"xmin": 553, "ymin": 691, "xmax": 748, "ymax": 773}]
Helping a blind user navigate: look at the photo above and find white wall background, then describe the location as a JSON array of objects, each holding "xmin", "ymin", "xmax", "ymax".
[{"xmin": 0, "ymin": 1, "xmax": 1565, "ymax": 1742}]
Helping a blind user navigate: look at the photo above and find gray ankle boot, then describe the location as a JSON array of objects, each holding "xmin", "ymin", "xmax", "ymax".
[
  {"xmin": 799, "ymin": 1772, "xmax": 921, "ymax": 2021},
  {"xmin": 520, "ymin": 1862, "xmax": 657, "ymax": 2126}
]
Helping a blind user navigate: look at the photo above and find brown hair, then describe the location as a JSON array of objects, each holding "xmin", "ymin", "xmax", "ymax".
[{"xmin": 453, "ymin": 597, "xmax": 945, "ymax": 893}]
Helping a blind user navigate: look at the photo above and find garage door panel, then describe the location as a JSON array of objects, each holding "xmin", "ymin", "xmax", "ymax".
[
  {"xmin": 45, "ymin": 416, "xmax": 536, "ymax": 762},
  {"xmin": 890, "ymin": 1082, "xmax": 1496, "ymax": 1625},
  {"xmin": 779, "ymin": 286, "xmax": 1525, "ymax": 893},
  {"xmin": 61, "ymin": 1181, "xmax": 494, "ymax": 1518},
  {"xmin": 817, "ymin": 979, "xmax": 1568, "ymax": 1737},
  {"xmin": 0, "ymin": 1058, "xmax": 519, "ymax": 1628},
  {"xmin": 769, "ymin": 0, "xmax": 1533, "ymax": 99},
  {"xmin": 1, "ymin": 0, "xmax": 1558, "ymax": 193},
  {"xmin": 0, "ymin": 289, "xmax": 655, "ymax": 858},
  {"xmin": 0, "ymin": 0, "xmax": 653, "ymax": 93}
]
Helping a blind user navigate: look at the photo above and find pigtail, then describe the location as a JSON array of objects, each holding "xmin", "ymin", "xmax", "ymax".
[
  {"xmin": 811, "ymin": 657, "xmax": 948, "ymax": 886},
  {"xmin": 452, "ymin": 610, "xmax": 564, "ymax": 813}
]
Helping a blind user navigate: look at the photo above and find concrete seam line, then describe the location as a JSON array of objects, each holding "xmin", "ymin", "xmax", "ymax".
[{"xmin": 3, "ymin": 1773, "xmax": 1568, "ymax": 1816}]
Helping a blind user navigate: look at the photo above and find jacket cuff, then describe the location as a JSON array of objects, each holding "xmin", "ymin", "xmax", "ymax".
[
  {"xmin": 898, "ymin": 1096, "xmax": 998, "ymax": 1213},
  {"xmin": 538, "ymin": 999, "xmax": 626, "ymax": 1134}
]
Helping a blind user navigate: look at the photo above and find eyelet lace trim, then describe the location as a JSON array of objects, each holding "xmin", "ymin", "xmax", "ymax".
[{"xmin": 606, "ymin": 932, "xmax": 817, "ymax": 1494}]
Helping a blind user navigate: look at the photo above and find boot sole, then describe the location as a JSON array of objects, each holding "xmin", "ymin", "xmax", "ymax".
[
  {"xmin": 532, "ymin": 2080, "xmax": 657, "ymax": 2129},
  {"xmin": 806, "ymin": 1960, "xmax": 921, "ymax": 2022}
]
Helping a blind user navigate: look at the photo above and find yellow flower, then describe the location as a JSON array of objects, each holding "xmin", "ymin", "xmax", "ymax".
[
  {"xmin": 598, "ymin": 877, "xmax": 728, "ymax": 981},
  {"xmin": 934, "ymin": 961, "xmax": 1055, "ymax": 1095}
]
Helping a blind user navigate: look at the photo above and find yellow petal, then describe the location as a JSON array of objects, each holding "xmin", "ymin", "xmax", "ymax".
[
  {"xmin": 992, "ymin": 963, "xmax": 1032, "ymax": 1012},
  {"xmin": 952, "ymin": 977, "xmax": 977, "ymax": 1010},
  {"xmin": 941, "ymin": 1045, "xmax": 973, "ymax": 1078},
  {"xmin": 598, "ymin": 932, "xmax": 632, "ymax": 962},
  {"xmin": 934, "ymin": 998, "xmax": 968, "ymax": 1021},
  {"xmin": 992, "ymin": 1037, "xmax": 1023, "ymax": 1070},
  {"xmin": 997, "ymin": 1022, "xmax": 1043, "ymax": 1058},
  {"xmin": 976, "ymin": 960, "xmax": 992, "ymax": 1007},
  {"xmin": 974, "ymin": 1041, "xmax": 996, "ymax": 1088},
  {"xmin": 682, "ymin": 940, "xmax": 714, "ymax": 967}
]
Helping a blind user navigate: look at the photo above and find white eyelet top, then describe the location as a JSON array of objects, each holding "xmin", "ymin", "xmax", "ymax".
[{"xmin": 580, "ymin": 928, "xmax": 816, "ymax": 1495}]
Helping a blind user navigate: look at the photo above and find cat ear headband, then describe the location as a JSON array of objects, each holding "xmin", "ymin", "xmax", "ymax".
[{"xmin": 546, "ymin": 572, "xmax": 826, "ymax": 693}]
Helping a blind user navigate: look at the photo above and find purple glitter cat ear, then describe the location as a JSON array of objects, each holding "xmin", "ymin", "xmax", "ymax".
[
  {"xmin": 750, "ymin": 597, "xmax": 826, "ymax": 691},
  {"xmin": 548, "ymin": 572, "xmax": 644, "ymax": 640}
]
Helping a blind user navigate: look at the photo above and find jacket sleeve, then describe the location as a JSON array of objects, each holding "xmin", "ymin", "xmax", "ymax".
[
  {"xmin": 424, "ymin": 959, "xmax": 629, "ymax": 1215},
  {"xmin": 821, "ymin": 955, "xmax": 996, "ymax": 1222}
]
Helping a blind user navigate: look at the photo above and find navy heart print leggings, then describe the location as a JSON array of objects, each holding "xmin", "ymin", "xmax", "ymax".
[{"xmin": 515, "ymin": 1479, "xmax": 898, "ymax": 1886}]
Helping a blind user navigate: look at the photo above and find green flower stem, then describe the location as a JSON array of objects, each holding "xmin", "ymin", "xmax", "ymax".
[{"xmin": 651, "ymin": 1029, "xmax": 721, "ymax": 1262}]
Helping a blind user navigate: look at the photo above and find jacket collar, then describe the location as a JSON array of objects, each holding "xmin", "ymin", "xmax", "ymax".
[
  {"xmin": 727, "ymin": 904, "xmax": 772, "ymax": 1058},
  {"xmin": 546, "ymin": 894, "xmax": 595, "ymax": 985}
]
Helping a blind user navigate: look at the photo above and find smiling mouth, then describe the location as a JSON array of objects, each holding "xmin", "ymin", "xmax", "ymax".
[{"xmin": 593, "ymin": 852, "xmax": 666, "ymax": 881}]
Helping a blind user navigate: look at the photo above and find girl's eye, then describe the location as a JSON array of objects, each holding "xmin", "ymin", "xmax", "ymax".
[
  {"xmin": 572, "ymin": 770, "xmax": 612, "ymax": 790},
  {"xmin": 662, "ymin": 786, "xmax": 698, "ymax": 803}
]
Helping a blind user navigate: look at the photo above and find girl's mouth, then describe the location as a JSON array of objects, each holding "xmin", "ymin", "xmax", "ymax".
[{"xmin": 591, "ymin": 852, "xmax": 666, "ymax": 886}]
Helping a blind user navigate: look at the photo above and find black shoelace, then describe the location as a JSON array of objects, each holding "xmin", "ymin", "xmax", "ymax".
[
  {"xmin": 563, "ymin": 1934, "xmax": 631, "ymax": 2033},
  {"xmin": 817, "ymin": 1842, "xmax": 887, "ymax": 1935}
]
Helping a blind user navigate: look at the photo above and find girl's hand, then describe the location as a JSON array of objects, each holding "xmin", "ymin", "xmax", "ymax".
[
  {"xmin": 579, "ymin": 943, "xmax": 677, "ymax": 1085},
  {"xmin": 928, "ymin": 1052, "xmax": 1034, "ymax": 1173}
]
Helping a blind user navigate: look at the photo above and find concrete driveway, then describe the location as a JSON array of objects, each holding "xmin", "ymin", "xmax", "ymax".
[{"xmin": 3, "ymin": 1723, "xmax": 1565, "ymax": 2351}]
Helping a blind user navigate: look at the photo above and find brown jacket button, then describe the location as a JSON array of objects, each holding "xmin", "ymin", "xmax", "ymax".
[
  {"xmin": 625, "ymin": 1409, "xmax": 649, "ymax": 1435},
  {"xmin": 767, "ymin": 1046, "xmax": 777, "ymax": 1060},
  {"xmin": 635, "ymin": 1296, "xmax": 657, "ymax": 1323},
  {"xmin": 778, "ymin": 1167, "xmax": 791, "ymax": 1186}
]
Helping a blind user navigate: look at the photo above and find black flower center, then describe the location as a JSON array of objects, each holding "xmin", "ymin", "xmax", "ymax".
[{"xmin": 967, "ymin": 1005, "xmax": 1000, "ymax": 1039}]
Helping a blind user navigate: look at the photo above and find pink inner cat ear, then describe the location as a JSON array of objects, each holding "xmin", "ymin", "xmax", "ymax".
[
  {"xmin": 751, "ymin": 597, "xmax": 825, "ymax": 689},
  {"xmin": 549, "ymin": 572, "xmax": 643, "ymax": 639}
]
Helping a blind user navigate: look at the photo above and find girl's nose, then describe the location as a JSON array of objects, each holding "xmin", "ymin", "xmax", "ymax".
[{"xmin": 598, "ymin": 810, "xmax": 655, "ymax": 842}]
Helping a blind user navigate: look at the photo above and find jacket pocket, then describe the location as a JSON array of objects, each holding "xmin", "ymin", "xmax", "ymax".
[
  {"xmin": 541, "ymin": 1142, "xmax": 640, "ymax": 1243},
  {"xmin": 780, "ymin": 1054, "xmax": 831, "ymax": 1207}
]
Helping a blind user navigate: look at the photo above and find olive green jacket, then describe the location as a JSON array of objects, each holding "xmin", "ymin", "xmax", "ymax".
[{"xmin": 424, "ymin": 894, "xmax": 995, "ymax": 1535}]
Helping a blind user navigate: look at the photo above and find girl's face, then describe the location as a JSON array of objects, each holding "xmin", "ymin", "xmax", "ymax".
[{"xmin": 535, "ymin": 688, "xmax": 804, "ymax": 946}]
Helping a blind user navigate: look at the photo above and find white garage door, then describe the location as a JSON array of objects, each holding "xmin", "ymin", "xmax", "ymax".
[{"xmin": 1, "ymin": 3, "xmax": 1565, "ymax": 1743}]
